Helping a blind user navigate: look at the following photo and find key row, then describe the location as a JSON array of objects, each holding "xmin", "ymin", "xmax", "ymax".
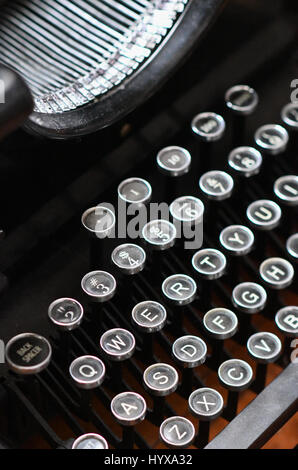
[{"xmin": 5, "ymin": 324, "xmax": 288, "ymax": 379}]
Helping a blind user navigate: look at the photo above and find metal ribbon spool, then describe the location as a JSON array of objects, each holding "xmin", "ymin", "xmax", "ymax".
[{"xmin": 0, "ymin": 0, "xmax": 223, "ymax": 138}]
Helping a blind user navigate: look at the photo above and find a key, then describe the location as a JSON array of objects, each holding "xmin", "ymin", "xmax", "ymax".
[
  {"xmin": 156, "ymin": 146, "xmax": 191, "ymax": 202},
  {"xmin": 72, "ymin": 433, "xmax": 108, "ymax": 449},
  {"xmin": 192, "ymin": 248, "xmax": 227, "ymax": 280},
  {"xmin": 48, "ymin": 298, "xmax": 84, "ymax": 332},
  {"xmin": 225, "ymin": 85, "xmax": 258, "ymax": 145},
  {"xmin": 191, "ymin": 112, "xmax": 226, "ymax": 173},
  {"xmin": 142, "ymin": 219, "xmax": 176, "ymax": 277},
  {"xmin": 286, "ymin": 233, "xmax": 298, "ymax": 262},
  {"xmin": 143, "ymin": 363, "xmax": 179, "ymax": 425},
  {"xmin": 69, "ymin": 355, "xmax": 106, "ymax": 390},
  {"xmin": 281, "ymin": 102, "xmax": 298, "ymax": 131},
  {"xmin": 6, "ymin": 333, "xmax": 52, "ymax": 375},
  {"xmin": 157, "ymin": 146, "xmax": 192, "ymax": 178},
  {"xmin": 192, "ymin": 248, "xmax": 227, "ymax": 308},
  {"xmin": 275, "ymin": 306, "xmax": 298, "ymax": 363},
  {"xmin": 228, "ymin": 146, "xmax": 263, "ymax": 178},
  {"xmin": 162, "ymin": 273, "xmax": 197, "ymax": 333},
  {"xmin": 162, "ymin": 274, "xmax": 197, "ymax": 306},
  {"xmin": 203, "ymin": 308, "xmax": 238, "ymax": 366},
  {"xmin": 112, "ymin": 243, "xmax": 146, "ymax": 276},
  {"xmin": 111, "ymin": 243, "xmax": 146, "ymax": 301},
  {"xmin": 259, "ymin": 257, "xmax": 294, "ymax": 290},
  {"xmin": 254, "ymin": 124, "xmax": 289, "ymax": 155},
  {"xmin": 199, "ymin": 170, "xmax": 234, "ymax": 202},
  {"xmin": 188, "ymin": 387, "xmax": 224, "ymax": 448},
  {"xmin": 246, "ymin": 200, "xmax": 282, "ymax": 257},
  {"xmin": 81, "ymin": 271, "xmax": 117, "ymax": 303},
  {"xmin": 48, "ymin": 297, "xmax": 84, "ymax": 365},
  {"xmin": 246, "ymin": 199, "xmax": 282, "ymax": 231},
  {"xmin": 219, "ymin": 225, "xmax": 255, "ymax": 256},
  {"xmin": 118, "ymin": 177, "xmax": 152, "ymax": 206},
  {"xmin": 159, "ymin": 416, "xmax": 195, "ymax": 449},
  {"xmin": 191, "ymin": 112, "xmax": 226, "ymax": 143},
  {"xmin": 219, "ymin": 225, "xmax": 255, "ymax": 281},
  {"xmin": 232, "ymin": 282, "xmax": 267, "ymax": 342},
  {"xmin": 225, "ymin": 85, "xmax": 259, "ymax": 116},
  {"xmin": 247, "ymin": 332, "xmax": 282, "ymax": 393},
  {"xmin": 110, "ymin": 391, "xmax": 147, "ymax": 449},
  {"xmin": 274, "ymin": 175, "xmax": 298, "ymax": 207},
  {"xmin": 218, "ymin": 359, "xmax": 253, "ymax": 421},
  {"xmin": 131, "ymin": 300, "xmax": 167, "ymax": 363},
  {"xmin": 142, "ymin": 219, "xmax": 176, "ymax": 252},
  {"xmin": 69, "ymin": 355, "xmax": 106, "ymax": 418},
  {"xmin": 81, "ymin": 205, "xmax": 116, "ymax": 269},
  {"xmin": 100, "ymin": 328, "xmax": 135, "ymax": 392},
  {"xmin": 5, "ymin": 333, "xmax": 52, "ymax": 412},
  {"xmin": 169, "ymin": 195, "xmax": 204, "ymax": 250},
  {"xmin": 199, "ymin": 170, "xmax": 234, "ymax": 230},
  {"xmin": 172, "ymin": 335, "xmax": 207, "ymax": 397},
  {"xmin": 81, "ymin": 270, "xmax": 117, "ymax": 331}
]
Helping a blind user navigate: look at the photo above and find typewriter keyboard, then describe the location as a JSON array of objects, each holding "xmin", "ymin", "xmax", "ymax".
[{"xmin": 0, "ymin": 36, "xmax": 298, "ymax": 449}]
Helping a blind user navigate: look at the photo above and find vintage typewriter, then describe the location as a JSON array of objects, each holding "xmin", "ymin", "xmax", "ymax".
[{"xmin": 0, "ymin": 0, "xmax": 297, "ymax": 451}]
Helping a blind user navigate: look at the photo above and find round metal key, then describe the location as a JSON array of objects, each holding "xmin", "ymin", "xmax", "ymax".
[
  {"xmin": 281, "ymin": 102, "xmax": 298, "ymax": 130},
  {"xmin": 274, "ymin": 175, "xmax": 298, "ymax": 206},
  {"xmin": 286, "ymin": 234, "xmax": 298, "ymax": 261},
  {"xmin": 199, "ymin": 170, "xmax": 234, "ymax": 201},
  {"xmin": 172, "ymin": 335, "xmax": 207, "ymax": 368},
  {"xmin": 142, "ymin": 219, "xmax": 176, "ymax": 251},
  {"xmin": 131, "ymin": 301, "xmax": 167, "ymax": 333},
  {"xmin": 156, "ymin": 146, "xmax": 191, "ymax": 177},
  {"xmin": 143, "ymin": 363, "xmax": 179, "ymax": 397},
  {"xmin": 81, "ymin": 270, "xmax": 116, "ymax": 303},
  {"xmin": 191, "ymin": 112, "xmax": 226, "ymax": 142},
  {"xmin": 232, "ymin": 282, "xmax": 267, "ymax": 313},
  {"xmin": 246, "ymin": 200, "xmax": 282, "ymax": 231},
  {"xmin": 170, "ymin": 196, "xmax": 204, "ymax": 226},
  {"xmin": 228, "ymin": 146, "xmax": 262, "ymax": 177},
  {"xmin": 69, "ymin": 355, "xmax": 106, "ymax": 389},
  {"xmin": 100, "ymin": 328, "xmax": 136, "ymax": 361},
  {"xmin": 247, "ymin": 332, "xmax": 282, "ymax": 363},
  {"xmin": 254, "ymin": 124, "xmax": 289, "ymax": 155},
  {"xmin": 192, "ymin": 248, "xmax": 226, "ymax": 280},
  {"xmin": 111, "ymin": 391, "xmax": 147, "ymax": 426},
  {"xmin": 220, "ymin": 225, "xmax": 254, "ymax": 256},
  {"xmin": 162, "ymin": 274, "xmax": 197, "ymax": 306},
  {"xmin": 225, "ymin": 85, "xmax": 258, "ymax": 115},
  {"xmin": 81, "ymin": 205, "xmax": 115, "ymax": 238},
  {"xmin": 160, "ymin": 416, "xmax": 195, "ymax": 448},
  {"xmin": 259, "ymin": 257, "xmax": 294, "ymax": 290},
  {"xmin": 218, "ymin": 359, "xmax": 253, "ymax": 391},
  {"xmin": 189, "ymin": 387, "xmax": 224, "ymax": 421},
  {"xmin": 6, "ymin": 333, "xmax": 52, "ymax": 375},
  {"xmin": 275, "ymin": 306, "xmax": 298, "ymax": 337},
  {"xmin": 203, "ymin": 308, "xmax": 238, "ymax": 339},
  {"xmin": 48, "ymin": 298, "xmax": 84, "ymax": 331},
  {"xmin": 118, "ymin": 177, "xmax": 152, "ymax": 206},
  {"xmin": 72, "ymin": 433, "xmax": 108, "ymax": 449},
  {"xmin": 111, "ymin": 243, "xmax": 146, "ymax": 275}
]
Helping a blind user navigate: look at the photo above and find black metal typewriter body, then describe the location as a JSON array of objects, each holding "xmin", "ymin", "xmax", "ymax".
[{"xmin": 0, "ymin": 0, "xmax": 297, "ymax": 451}]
